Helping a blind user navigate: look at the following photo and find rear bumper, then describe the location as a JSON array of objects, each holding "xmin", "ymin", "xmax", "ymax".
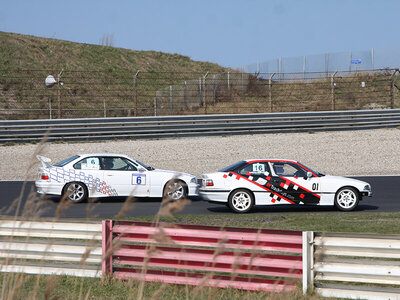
[{"xmin": 35, "ymin": 180, "xmax": 63, "ymax": 196}]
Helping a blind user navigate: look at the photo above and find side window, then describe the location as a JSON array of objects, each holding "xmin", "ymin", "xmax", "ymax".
[
  {"xmin": 270, "ymin": 162, "xmax": 306, "ymax": 177},
  {"xmin": 239, "ymin": 162, "xmax": 270, "ymax": 175},
  {"xmin": 74, "ymin": 157, "xmax": 100, "ymax": 170},
  {"xmin": 101, "ymin": 157, "xmax": 137, "ymax": 171}
]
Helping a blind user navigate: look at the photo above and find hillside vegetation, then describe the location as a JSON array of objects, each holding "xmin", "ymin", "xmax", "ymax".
[
  {"xmin": 0, "ymin": 31, "xmax": 226, "ymax": 73},
  {"xmin": 0, "ymin": 31, "xmax": 398, "ymax": 119}
]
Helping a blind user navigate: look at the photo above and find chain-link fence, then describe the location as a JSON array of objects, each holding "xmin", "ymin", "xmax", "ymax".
[
  {"xmin": 0, "ymin": 68, "xmax": 398, "ymax": 120},
  {"xmin": 242, "ymin": 48, "xmax": 400, "ymax": 79}
]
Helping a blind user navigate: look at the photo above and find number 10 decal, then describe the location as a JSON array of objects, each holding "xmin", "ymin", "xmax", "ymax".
[
  {"xmin": 132, "ymin": 174, "xmax": 146, "ymax": 185},
  {"xmin": 312, "ymin": 183, "xmax": 319, "ymax": 191}
]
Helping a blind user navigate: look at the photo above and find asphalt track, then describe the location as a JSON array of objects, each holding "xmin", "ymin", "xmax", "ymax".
[{"xmin": 0, "ymin": 176, "xmax": 398, "ymax": 219}]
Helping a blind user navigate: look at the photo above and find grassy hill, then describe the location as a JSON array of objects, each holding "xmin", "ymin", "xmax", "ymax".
[
  {"xmin": 0, "ymin": 31, "xmax": 397, "ymax": 120},
  {"xmin": 0, "ymin": 31, "xmax": 226, "ymax": 73}
]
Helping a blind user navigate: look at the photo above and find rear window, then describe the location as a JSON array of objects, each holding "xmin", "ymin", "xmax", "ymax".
[
  {"xmin": 53, "ymin": 155, "xmax": 80, "ymax": 167},
  {"xmin": 218, "ymin": 161, "xmax": 246, "ymax": 172}
]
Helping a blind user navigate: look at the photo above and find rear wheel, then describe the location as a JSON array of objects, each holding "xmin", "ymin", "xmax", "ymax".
[
  {"xmin": 64, "ymin": 182, "xmax": 88, "ymax": 203},
  {"xmin": 334, "ymin": 187, "xmax": 359, "ymax": 211},
  {"xmin": 228, "ymin": 189, "xmax": 254, "ymax": 213}
]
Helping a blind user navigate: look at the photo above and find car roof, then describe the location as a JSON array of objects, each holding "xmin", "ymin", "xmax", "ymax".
[
  {"xmin": 78, "ymin": 153, "xmax": 132, "ymax": 159},
  {"xmin": 245, "ymin": 159, "xmax": 298, "ymax": 163}
]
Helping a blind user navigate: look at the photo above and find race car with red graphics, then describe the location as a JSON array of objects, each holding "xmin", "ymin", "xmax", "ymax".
[
  {"xmin": 199, "ymin": 159, "xmax": 371, "ymax": 213},
  {"xmin": 35, "ymin": 153, "xmax": 199, "ymax": 203}
]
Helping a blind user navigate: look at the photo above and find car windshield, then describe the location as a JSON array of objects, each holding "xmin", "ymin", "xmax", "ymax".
[
  {"xmin": 53, "ymin": 155, "xmax": 80, "ymax": 167},
  {"xmin": 219, "ymin": 161, "xmax": 246, "ymax": 172},
  {"xmin": 298, "ymin": 162, "xmax": 324, "ymax": 177},
  {"xmin": 135, "ymin": 159, "xmax": 154, "ymax": 171}
]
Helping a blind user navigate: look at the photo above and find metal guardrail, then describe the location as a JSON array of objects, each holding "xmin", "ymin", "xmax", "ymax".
[
  {"xmin": 102, "ymin": 220, "xmax": 302, "ymax": 292},
  {"xmin": 1, "ymin": 109, "xmax": 400, "ymax": 143},
  {"xmin": 0, "ymin": 220, "xmax": 102, "ymax": 278},
  {"xmin": 304, "ymin": 231, "xmax": 400, "ymax": 299},
  {"xmin": 2, "ymin": 219, "xmax": 400, "ymax": 299}
]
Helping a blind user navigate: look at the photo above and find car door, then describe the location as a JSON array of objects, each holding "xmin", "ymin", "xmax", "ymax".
[
  {"xmin": 101, "ymin": 157, "xmax": 149, "ymax": 197},
  {"xmin": 72, "ymin": 156, "xmax": 106, "ymax": 197},
  {"xmin": 268, "ymin": 161, "xmax": 321, "ymax": 205}
]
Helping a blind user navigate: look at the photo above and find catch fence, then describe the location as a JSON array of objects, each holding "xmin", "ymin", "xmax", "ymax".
[{"xmin": 0, "ymin": 68, "xmax": 399, "ymax": 119}]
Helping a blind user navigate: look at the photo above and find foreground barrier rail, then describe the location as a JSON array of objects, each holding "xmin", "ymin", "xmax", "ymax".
[
  {"xmin": 1, "ymin": 109, "xmax": 400, "ymax": 143},
  {"xmin": 2, "ymin": 219, "xmax": 400, "ymax": 299},
  {"xmin": 102, "ymin": 220, "xmax": 303, "ymax": 292},
  {"xmin": 0, "ymin": 220, "xmax": 102, "ymax": 277}
]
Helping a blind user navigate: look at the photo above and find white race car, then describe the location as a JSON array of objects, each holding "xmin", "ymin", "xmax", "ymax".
[
  {"xmin": 200, "ymin": 159, "xmax": 372, "ymax": 213},
  {"xmin": 35, "ymin": 153, "xmax": 199, "ymax": 202}
]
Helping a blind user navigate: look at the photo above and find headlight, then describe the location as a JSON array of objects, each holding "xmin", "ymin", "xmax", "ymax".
[
  {"xmin": 363, "ymin": 185, "xmax": 371, "ymax": 191},
  {"xmin": 190, "ymin": 177, "xmax": 197, "ymax": 184}
]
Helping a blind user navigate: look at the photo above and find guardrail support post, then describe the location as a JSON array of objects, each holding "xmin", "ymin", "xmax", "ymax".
[
  {"xmin": 302, "ymin": 231, "xmax": 314, "ymax": 294},
  {"xmin": 102, "ymin": 219, "xmax": 113, "ymax": 278}
]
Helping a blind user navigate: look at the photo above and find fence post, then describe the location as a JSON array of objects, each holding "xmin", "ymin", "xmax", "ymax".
[
  {"xmin": 184, "ymin": 81, "xmax": 188, "ymax": 108},
  {"xmin": 57, "ymin": 69, "xmax": 63, "ymax": 118},
  {"xmin": 199, "ymin": 77, "xmax": 203, "ymax": 106},
  {"xmin": 102, "ymin": 219, "xmax": 114, "ymax": 278},
  {"xmin": 154, "ymin": 97, "xmax": 157, "ymax": 116},
  {"xmin": 133, "ymin": 70, "xmax": 140, "ymax": 117},
  {"xmin": 241, "ymin": 72, "xmax": 244, "ymax": 96},
  {"xmin": 331, "ymin": 71, "xmax": 337, "ymax": 111},
  {"xmin": 391, "ymin": 69, "xmax": 399, "ymax": 109},
  {"xmin": 203, "ymin": 72, "xmax": 209, "ymax": 113},
  {"xmin": 48, "ymin": 98, "xmax": 52, "ymax": 119},
  {"xmin": 213, "ymin": 75, "xmax": 216, "ymax": 103},
  {"xmin": 169, "ymin": 85, "xmax": 173, "ymax": 110},
  {"xmin": 227, "ymin": 72, "xmax": 230, "ymax": 90},
  {"xmin": 269, "ymin": 73, "xmax": 275, "ymax": 112},
  {"xmin": 302, "ymin": 231, "xmax": 314, "ymax": 294}
]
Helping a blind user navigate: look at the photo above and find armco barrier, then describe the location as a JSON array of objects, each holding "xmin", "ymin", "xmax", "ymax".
[
  {"xmin": 102, "ymin": 220, "xmax": 303, "ymax": 292},
  {"xmin": 1, "ymin": 109, "xmax": 400, "ymax": 143},
  {"xmin": 0, "ymin": 220, "xmax": 102, "ymax": 277},
  {"xmin": 311, "ymin": 232, "xmax": 400, "ymax": 299},
  {"xmin": 2, "ymin": 219, "xmax": 400, "ymax": 299}
]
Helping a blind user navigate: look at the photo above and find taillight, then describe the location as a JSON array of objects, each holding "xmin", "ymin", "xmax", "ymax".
[
  {"xmin": 205, "ymin": 179, "xmax": 214, "ymax": 187},
  {"xmin": 41, "ymin": 174, "xmax": 49, "ymax": 180}
]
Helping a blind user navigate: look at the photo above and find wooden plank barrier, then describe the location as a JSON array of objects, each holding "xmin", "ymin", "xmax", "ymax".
[{"xmin": 102, "ymin": 220, "xmax": 303, "ymax": 292}]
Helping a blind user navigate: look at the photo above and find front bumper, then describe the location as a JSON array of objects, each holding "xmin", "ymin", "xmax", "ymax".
[
  {"xmin": 361, "ymin": 191, "xmax": 372, "ymax": 197},
  {"xmin": 199, "ymin": 188, "xmax": 229, "ymax": 203},
  {"xmin": 187, "ymin": 183, "xmax": 200, "ymax": 197}
]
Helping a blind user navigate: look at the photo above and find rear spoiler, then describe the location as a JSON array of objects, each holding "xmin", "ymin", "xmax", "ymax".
[{"xmin": 36, "ymin": 155, "xmax": 52, "ymax": 168}]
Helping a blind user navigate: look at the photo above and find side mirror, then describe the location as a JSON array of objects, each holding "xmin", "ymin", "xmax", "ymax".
[
  {"xmin": 137, "ymin": 168, "xmax": 146, "ymax": 173},
  {"xmin": 305, "ymin": 172, "xmax": 312, "ymax": 179}
]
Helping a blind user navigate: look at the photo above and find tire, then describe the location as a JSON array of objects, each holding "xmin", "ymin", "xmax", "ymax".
[
  {"xmin": 228, "ymin": 189, "xmax": 254, "ymax": 213},
  {"xmin": 163, "ymin": 180, "xmax": 187, "ymax": 201},
  {"xmin": 64, "ymin": 182, "xmax": 88, "ymax": 203},
  {"xmin": 334, "ymin": 187, "xmax": 359, "ymax": 211}
]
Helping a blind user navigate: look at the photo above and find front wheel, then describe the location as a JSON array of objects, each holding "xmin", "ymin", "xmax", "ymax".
[
  {"xmin": 64, "ymin": 182, "xmax": 88, "ymax": 203},
  {"xmin": 228, "ymin": 189, "xmax": 254, "ymax": 213},
  {"xmin": 334, "ymin": 187, "xmax": 359, "ymax": 211},
  {"xmin": 163, "ymin": 180, "xmax": 187, "ymax": 201}
]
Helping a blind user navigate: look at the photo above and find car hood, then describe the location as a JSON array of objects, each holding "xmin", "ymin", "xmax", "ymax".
[
  {"xmin": 319, "ymin": 175, "xmax": 369, "ymax": 188},
  {"xmin": 153, "ymin": 169, "xmax": 196, "ymax": 179}
]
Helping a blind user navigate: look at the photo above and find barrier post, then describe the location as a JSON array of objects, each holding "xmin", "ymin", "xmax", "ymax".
[
  {"xmin": 102, "ymin": 219, "xmax": 113, "ymax": 277},
  {"xmin": 302, "ymin": 231, "xmax": 314, "ymax": 294}
]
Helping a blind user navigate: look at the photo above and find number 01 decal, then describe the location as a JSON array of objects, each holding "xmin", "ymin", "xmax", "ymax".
[
  {"xmin": 312, "ymin": 183, "xmax": 319, "ymax": 191},
  {"xmin": 132, "ymin": 174, "xmax": 146, "ymax": 185}
]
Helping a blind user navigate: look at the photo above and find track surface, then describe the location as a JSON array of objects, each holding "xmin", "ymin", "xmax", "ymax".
[{"xmin": 0, "ymin": 176, "xmax": 398, "ymax": 218}]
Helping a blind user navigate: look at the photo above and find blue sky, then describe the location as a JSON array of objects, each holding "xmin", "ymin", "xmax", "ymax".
[{"xmin": 0, "ymin": 0, "xmax": 398, "ymax": 68}]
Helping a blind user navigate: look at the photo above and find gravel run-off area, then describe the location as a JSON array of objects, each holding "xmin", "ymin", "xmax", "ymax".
[{"xmin": 2, "ymin": 128, "xmax": 400, "ymax": 181}]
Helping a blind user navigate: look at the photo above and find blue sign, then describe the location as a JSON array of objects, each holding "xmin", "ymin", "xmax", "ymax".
[{"xmin": 351, "ymin": 59, "xmax": 362, "ymax": 64}]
